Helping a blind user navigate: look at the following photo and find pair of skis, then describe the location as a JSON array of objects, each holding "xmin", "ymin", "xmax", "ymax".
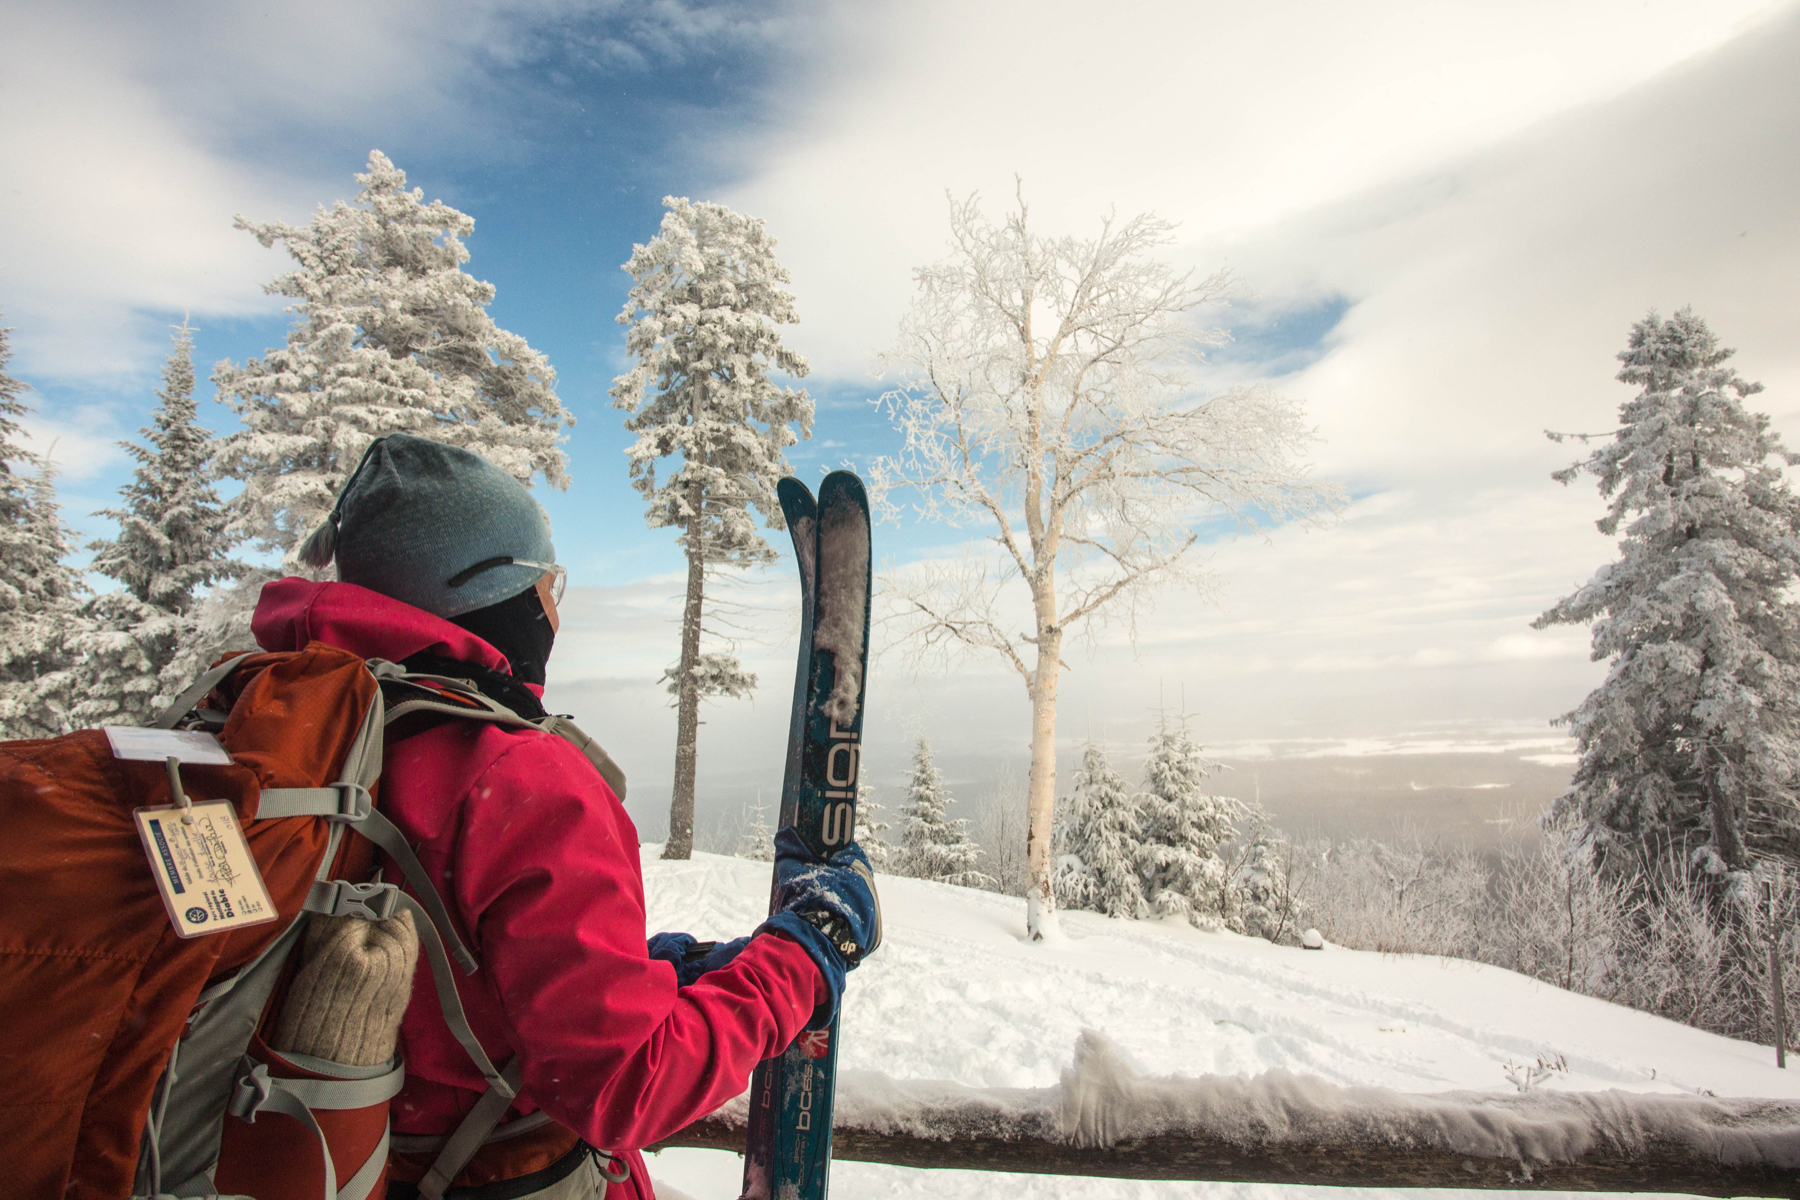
[{"xmin": 740, "ymin": 472, "xmax": 872, "ymax": 1200}]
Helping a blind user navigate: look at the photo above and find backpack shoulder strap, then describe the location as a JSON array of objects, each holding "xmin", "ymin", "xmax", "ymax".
[{"xmin": 366, "ymin": 660, "xmax": 628, "ymax": 800}]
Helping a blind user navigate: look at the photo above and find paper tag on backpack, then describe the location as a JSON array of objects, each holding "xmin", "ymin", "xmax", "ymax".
[
  {"xmin": 135, "ymin": 803, "xmax": 277, "ymax": 938},
  {"xmin": 106, "ymin": 727, "xmax": 234, "ymax": 765}
]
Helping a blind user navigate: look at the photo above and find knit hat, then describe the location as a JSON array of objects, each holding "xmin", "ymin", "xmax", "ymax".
[
  {"xmin": 273, "ymin": 909, "xmax": 419, "ymax": 1068},
  {"xmin": 299, "ymin": 434, "xmax": 555, "ymax": 619}
]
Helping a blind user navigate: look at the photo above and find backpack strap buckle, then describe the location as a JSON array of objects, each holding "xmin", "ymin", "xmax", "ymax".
[
  {"xmin": 228, "ymin": 1060, "xmax": 277, "ymax": 1122},
  {"xmin": 306, "ymin": 879, "xmax": 402, "ymax": 921},
  {"xmin": 331, "ymin": 782, "xmax": 374, "ymax": 821}
]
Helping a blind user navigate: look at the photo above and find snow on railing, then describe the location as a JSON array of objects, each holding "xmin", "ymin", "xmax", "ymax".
[{"xmin": 654, "ymin": 1031, "xmax": 1800, "ymax": 1197}]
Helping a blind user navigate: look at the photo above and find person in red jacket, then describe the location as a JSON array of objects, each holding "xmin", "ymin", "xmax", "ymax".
[{"xmin": 264, "ymin": 433, "xmax": 879, "ymax": 1199}]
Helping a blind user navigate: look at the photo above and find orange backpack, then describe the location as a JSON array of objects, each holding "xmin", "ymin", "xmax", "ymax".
[{"xmin": 0, "ymin": 643, "xmax": 626, "ymax": 1200}]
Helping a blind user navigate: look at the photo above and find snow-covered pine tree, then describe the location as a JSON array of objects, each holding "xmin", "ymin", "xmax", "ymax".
[
  {"xmin": 1053, "ymin": 743, "xmax": 1147, "ymax": 919},
  {"xmin": 735, "ymin": 794, "xmax": 775, "ymax": 862},
  {"xmin": 855, "ymin": 779, "xmax": 896, "ymax": 872},
  {"xmin": 1138, "ymin": 719, "xmax": 1242, "ymax": 925},
  {"xmin": 897, "ymin": 736, "xmax": 991, "ymax": 887},
  {"xmin": 0, "ymin": 462, "xmax": 88, "ymax": 738},
  {"xmin": 0, "ymin": 319, "xmax": 86, "ymax": 737},
  {"xmin": 1536, "ymin": 309, "xmax": 1800, "ymax": 901},
  {"xmin": 188, "ymin": 151, "xmax": 571, "ymax": 680},
  {"xmin": 0, "ymin": 316, "xmax": 39, "ymax": 520},
  {"xmin": 611, "ymin": 196, "xmax": 814, "ymax": 861},
  {"xmin": 1231, "ymin": 804, "xmax": 1302, "ymax": 943},
  {"xmin": 73, "ymin": 322, "xmax": 240, "ymax": 726}
]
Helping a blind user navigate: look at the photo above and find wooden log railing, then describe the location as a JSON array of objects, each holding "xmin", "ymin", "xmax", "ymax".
[{"xmin": 652, "ymin": 1035, "xmax": 1800, "ymax": 1197}]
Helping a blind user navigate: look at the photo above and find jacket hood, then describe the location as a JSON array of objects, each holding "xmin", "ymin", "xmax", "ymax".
[{"xmin": 252, "ymin": 577, "xmax": 514, "ymax": 675}]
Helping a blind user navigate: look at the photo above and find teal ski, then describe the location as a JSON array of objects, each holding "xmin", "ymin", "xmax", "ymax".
[{"xmin": 741, "ymin": 471, "xmax": 871, "ymax": 1200}]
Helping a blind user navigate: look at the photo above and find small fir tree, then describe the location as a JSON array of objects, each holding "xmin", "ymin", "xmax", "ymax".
[
  {"xmin": 897, "ymin": 736, "xmax": 991, "ymax": 887},
  {"xmin": 854, "ymin": 779, "xmax": 896, "ymax": 872},
  {"xmin": 1138, "ymin": 719, "xmax": 1242, "ymax": 925},
  {"xmin": 1536, "ymin": 308, "xmax": 1800, "ymax": 899},
  {"xmin": 1231, "ymin": 804, "xmax": 1301, "ymax": 943},
  {"xmin": 735, "ymin": 795, "xmax": 775, "ymax": 862},
  {"xmin": 74, "ymin": 322, "xmax": 240, "ymax": 725},
  {"xmin": 611, "ymin": 196, "xmax": 814, "ymax": 860},
  {"xmin": 1053, "ymin": 743, "xmax": 1147, "ymax": 919}
]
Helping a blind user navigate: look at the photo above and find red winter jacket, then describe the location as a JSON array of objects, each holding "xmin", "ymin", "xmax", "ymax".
[{"xmin": 252, "ymin": 579, "xmax": 824, "ymax": 1198}]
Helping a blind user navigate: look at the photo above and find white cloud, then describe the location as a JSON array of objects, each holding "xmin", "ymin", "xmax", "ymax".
[
  {"xmin": 0, "ymin": 0, "xmax": 780, "ymax": 383},
  {"xmin": 723, "ymin": 0, "xmax": 1792, "ymax": 380}
]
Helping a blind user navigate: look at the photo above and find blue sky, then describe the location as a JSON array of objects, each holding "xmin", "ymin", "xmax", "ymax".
[{"xmin": 6, "ymin": 0, "xmax": 1800, "ymax": 835}]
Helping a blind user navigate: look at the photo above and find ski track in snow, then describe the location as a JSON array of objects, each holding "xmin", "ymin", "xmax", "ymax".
[{"xmin": 639, "ymin": 849, "xmax": 1800, "ymax": 1198}]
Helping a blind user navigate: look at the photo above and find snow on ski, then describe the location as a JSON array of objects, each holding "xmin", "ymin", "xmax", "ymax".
[{"xmin": 741, "ymin": 471, "xmax": 871, "ymax": 1200}]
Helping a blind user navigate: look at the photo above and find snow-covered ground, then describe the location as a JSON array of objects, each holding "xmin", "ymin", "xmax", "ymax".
[{"xmin": 638, "ymin": 848, "xmax": 1800, "ymax": 1199}]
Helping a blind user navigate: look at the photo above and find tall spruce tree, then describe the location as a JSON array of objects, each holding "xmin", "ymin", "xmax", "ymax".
[
  {"xmin": 1138, "ymin": 719, "xmax": 1241, "ymax": 924},
  {"xmin": 75, "ymin": 322, "xmax": 239, "ymax": 725},
  {"xmin": 182, "ymin": 151, "xmax": 571, "ymax": 681},
  {"xmin": 611, "ymin": 196, "xmax": 814, "ymax": 860},
  {"xmin": 1053, "ymin": 743, "xmax": 1147, "ymax": 919},
  {"xmin": 1537, "ymin": 308, "xmax": 1800, "ymax": 899},
  {"xmin": 897, "ymin": 736, "xmax": 990, "ymax": 886}
]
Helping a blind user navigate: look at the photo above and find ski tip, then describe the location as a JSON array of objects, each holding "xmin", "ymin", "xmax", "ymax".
[
  {"xmin": 817, "ymin": 470, "xmax": 868, "ymax": 510},
  {"xmin": 777, "ymin": 477, "xmax": 818, "ymax": 525}
]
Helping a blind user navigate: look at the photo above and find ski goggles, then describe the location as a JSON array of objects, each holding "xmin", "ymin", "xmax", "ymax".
[
  {"xmin": 517, "ymin": 560, "xmax": 567, "ymax": 605},
  {"xmin": 447, "ymin": 557, "xmax": 566, "ymax": 604}
]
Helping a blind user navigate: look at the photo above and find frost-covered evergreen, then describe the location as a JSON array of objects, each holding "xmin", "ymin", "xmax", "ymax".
[
  {"xmin": 186, "ymin": 152, "xmax": 571, "ymax": 680},
  {"xmin": 897, "ymin": 736, "xmax": 990, "ymax": 886},
  {"xmin": 734, "ymin": 795, "xmax": 775, "ymax": 862},
  {"xmin": 1231, "ymin": 804, "xmax": 1301, "ymax": 943},
  {"xmin": 855, "ymin": 779, "xmax": 897, "ymax": 872},
  {"xmin": 0, "ymin": 322, "xmax": 87, "ymax": 737},
  {"xmin": 74, "ymin": 322, "xmax": 239, "ymax": 726},
  {"xmin": 0, "ymin": 318, "xmax": 39, "ymax": 514},
  {"xmin": 1138, "ymin": 720, "xmax": 1241, "ymax": 925},
  {"xmin": 611, "ymin": 196, "xmax": 814, "ymax": 860},
  {"xmin": 1536, "ymin": 309, "xmax": 1800, "ymax": 897},
  {"xmin": 1054, "ymin": 743, "xmax": 1147, "ymax": 919},
  {"xmin": 0, "ymin": 462, "xmax": 88, "ymax": 738}
]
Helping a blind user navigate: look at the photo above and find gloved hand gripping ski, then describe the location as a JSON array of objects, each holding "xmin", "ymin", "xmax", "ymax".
[{"xmin": 759, "ymin": 829, "xmax": 881, "ymax": 1026}]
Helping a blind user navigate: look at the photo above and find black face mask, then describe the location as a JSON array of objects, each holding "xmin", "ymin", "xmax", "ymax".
[{"xmin": 447, "ymin": 585, "xmax": 556, "ymax": 688}]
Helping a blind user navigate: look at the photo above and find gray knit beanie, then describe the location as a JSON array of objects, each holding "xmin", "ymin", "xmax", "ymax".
[{"xmin": 298, "ymin": 433, "xmax": 555, "ymax": 619}]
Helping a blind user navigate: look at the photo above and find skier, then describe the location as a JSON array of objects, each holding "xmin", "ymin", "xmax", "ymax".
[{"xmin": 258, "ymin": 433, "xmax": 879, "ymax": 1199}]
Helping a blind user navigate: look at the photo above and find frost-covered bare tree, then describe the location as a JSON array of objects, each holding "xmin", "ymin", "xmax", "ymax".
[
  {"xmin": 182, "ymin": 151, "xmax": 571, "ymax": 682},
  {"xmin": 873, "ymin": 190, "xmax": 1338, "ymax": 938},
  {"xmin": 612, "ymin": 197, "xmax": 813, "ymax": 859},
  {"xmin": 1536, "ymin": 309, "xmax": 1800, "ymax": 904}
]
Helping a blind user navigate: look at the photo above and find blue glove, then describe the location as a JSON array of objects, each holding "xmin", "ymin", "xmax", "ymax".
[
  {"xmin": 647, "ymin": 932, "xmax": 753, "ymax": 987},
  {"xmin": 756, "ymin": 827, "xmax": 882, "ymax": 1028}
]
